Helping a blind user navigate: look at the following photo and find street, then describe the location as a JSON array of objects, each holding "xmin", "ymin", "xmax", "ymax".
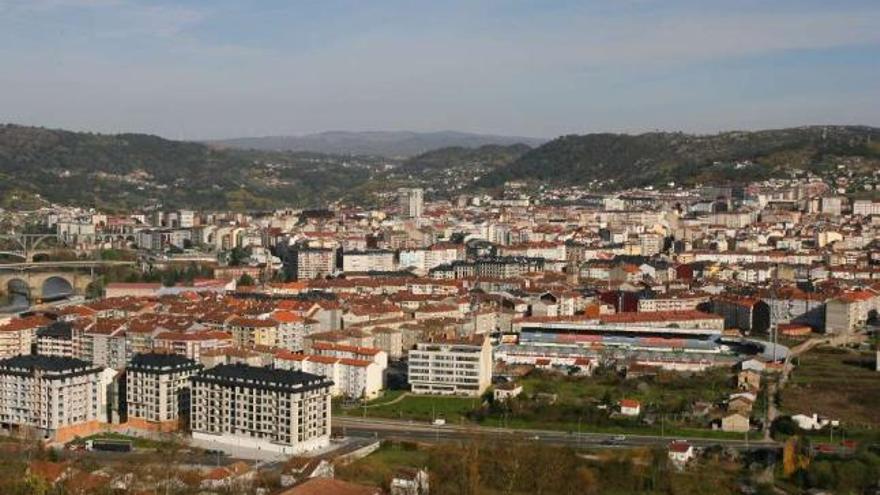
[{"xmin": 333, "ymin": 416, "xmax": 780, "ymax": 452}]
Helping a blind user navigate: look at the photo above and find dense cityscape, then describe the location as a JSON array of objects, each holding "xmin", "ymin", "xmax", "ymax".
[
  {"xmin": 2, "ymin": 1, "xmax": 880, "ymax": 494},
  {"xmin": 0, "ymin": 170, "xmax": 879, "ymax": 494}
]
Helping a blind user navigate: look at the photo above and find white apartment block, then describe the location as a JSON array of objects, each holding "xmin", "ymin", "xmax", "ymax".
[
  {"xmin": 342, "ymin": 250, "xmax": 396, "ymax": 273},
  {"xmin": 0, "ymin": 355, "xmax": 114, "ymax": 441},
  {"xmin": 274, "ymin": 351, "xmax": 384, "ymax": 400},
  {"xmin": 74, "ymin": 325, "xmax": 128, "ymax": 369},
  {"xmin": 311, "ymin": 342, "xmax": 389, "ymax": 368},
  {"xmin": 294, "ymin": 248, "xmax": 336, "ymax": 280},
  {"xmin": 398, "ymin": 187, "xmax": 424, "ymax": 219},
  {"xmin": 638, "ymin": 295, "xmax": 709, "ymax": 313},
  {"xmin": 853, "ymin": 200, "xmax": 880, "ymax": 216},
  {"xmin": 408, "ymin": 336, "xmax": 492, "ymax": 397},
  {"xmin": 0, "ymin": 315, "xmax": 48, "ymax": 358},
  {"xmin": 153, "ymin": 331, "xmax": 234, "ymax": 362},
  {"xmin": 126, "ymin": 353, "xmax": 202, "ymax": 431},
  {"xmin": 190, "ymin": 363, "xmax": 332, "ymax": 455}
]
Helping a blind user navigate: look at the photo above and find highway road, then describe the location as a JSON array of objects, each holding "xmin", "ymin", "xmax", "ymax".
[{"xmin": 334, "ymin": 416, "xmax": 780, "ymax": 452}]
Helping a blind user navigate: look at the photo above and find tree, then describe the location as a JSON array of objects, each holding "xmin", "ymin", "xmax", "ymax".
[{"xmin": 237, "ymin": 274, "xmax": 255, "ymax": 286}]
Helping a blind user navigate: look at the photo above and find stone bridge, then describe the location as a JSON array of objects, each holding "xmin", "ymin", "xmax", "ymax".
[{"xmin": 0, "ymin": 270, "xmax": 93, "ymax": 302}]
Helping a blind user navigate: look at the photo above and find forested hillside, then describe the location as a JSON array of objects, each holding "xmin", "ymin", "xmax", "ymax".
[{"xmin": 478, "ymin": 126, "xmax": 880, "ymax": 188}]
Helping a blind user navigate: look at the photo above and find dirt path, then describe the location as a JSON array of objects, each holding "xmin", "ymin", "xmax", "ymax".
[{"xmin": 361, "ymin": 391, "xmax": 410, "ymax": 409}]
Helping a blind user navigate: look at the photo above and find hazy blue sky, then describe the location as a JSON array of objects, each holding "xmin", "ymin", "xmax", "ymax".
[{"xmin": 1, "ymin": 0, "xmax": 879, "ymax": 139}]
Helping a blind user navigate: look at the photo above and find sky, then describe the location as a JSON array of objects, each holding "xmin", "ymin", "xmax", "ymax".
[{"xmin": 1, "ymin": 0, "xmax": 879, "ymax": 140}]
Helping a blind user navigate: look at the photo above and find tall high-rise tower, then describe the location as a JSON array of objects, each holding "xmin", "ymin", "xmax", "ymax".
[{"xmin": 398, "ymin": 187, "xmax": 424, "ymax": 218}]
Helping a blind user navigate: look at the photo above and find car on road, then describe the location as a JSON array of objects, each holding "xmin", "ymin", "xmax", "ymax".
[
  {"xmin": 613, "ymin": 435, "xmax": 626, "ymax": 442},
  {"xmin": 529, "ymin": 435, "xmax": 540, "ymax": 441}
]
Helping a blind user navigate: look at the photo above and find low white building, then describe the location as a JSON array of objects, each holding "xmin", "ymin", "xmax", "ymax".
[
  {"xmin": 791, "ymin": 413, "xmax": 839, "ymax": 431},
  {"xmin": 274, "ymin": 351, "xmax": 384, "ymax": 400},
  {"xmin": 619, "ymin": 399, "xmax": 641, "ymax": 417},
  {"xmin": 342, "ymin": 250, "xmax": 396, "ymax": 273},
  {"xmin": 493, "ymin": 382, "xmax": 523, "ymax": 402},
  {"xmin": 668, "ymin": 441, "xmax": 695, "ymax": 467}
]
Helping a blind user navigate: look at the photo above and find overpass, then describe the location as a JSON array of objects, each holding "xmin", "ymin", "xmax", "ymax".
[
  {"xmin": 0, "ymin": 261, "xmax": 136, "ymax": 304},
  {"xmin": 0, "ymin": 233, "xmax": 60, "ymax": 263}
]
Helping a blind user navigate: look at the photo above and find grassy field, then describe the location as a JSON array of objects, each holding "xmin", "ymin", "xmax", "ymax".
[
  {"xmin": 518, "ymin": 368, "xmax": 736, "ymax": 412},
  {"xmin": 781, "ymin": 346, "xmax": 880, "ymax": 428},
  {"xmin": 338, "ymin": 369, "xmax": 750, "ymax": 440},
  {"xmin": 341, "ymin": 393, "xmax": 481, "ymax": 423},
  {"xmin": 336, "ymin": 442, "xmax": 430, "ymax": 488}
]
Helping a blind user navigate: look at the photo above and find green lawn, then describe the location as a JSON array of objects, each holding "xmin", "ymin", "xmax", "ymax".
[
  {"xmin": 519, "ymin": 368, "xmax": 736, "ymax": 413},
  {"xmin": 337, "ymin": 370, "xmax": 749, "ymax": 441},
  {"xmin": 341, "ymin": 393, "xmax": 481, "ymax": 423}
]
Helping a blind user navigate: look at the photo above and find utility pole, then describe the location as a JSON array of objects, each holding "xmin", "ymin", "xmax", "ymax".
[{"xmin": 577, "ymin": 415, "xmax": 582, "ymax": 447}]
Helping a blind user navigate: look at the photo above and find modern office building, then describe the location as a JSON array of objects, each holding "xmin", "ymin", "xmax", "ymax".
[
  {"xmin": 190, "ymin": 364, "xmax": 333, "ymax": 454},
  {"xmin": 408, "ymin": 336, "xmax": 492, "ymax": 396}
]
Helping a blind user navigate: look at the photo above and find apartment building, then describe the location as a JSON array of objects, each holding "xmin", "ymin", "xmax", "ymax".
[
  {"xmin": 372, "ymin": 327, "xmax": 404, "ymax": 359},
  {"xmin": 74, "ymin": 320, "xmax": 128, "ymax": 369},
  {"xmin": 712, "ymin": 296, "xmax": 771, "ymax": 334},
  {"xmin": 190, "ymin": 364, "xmax": 333, "ymax": 454},
  {"xmin": 36, "ymin": 321, "xmax": 75, "ymax": 358},
  {"xmin": 398, "ymin": 187, "xmax": 424, "ymax": 219},
  {"xmin": 227, "ymin": 317, "xmax": 280, "ymax": 347},
  {"xmin": 408, "ymin": 336, "xmax": 492, "ymax": 396},
  {"xmin": 0, "ymin": 315, "xmax": 50, "ymax": 358},
  {"xmin": 0, "ymin": 355, "xmax": 115, "ymax": 442},
  {"xmin": 293, "ymin": 248, "xmax": 336, "ymax": 280},
  {"xmin": 153, "ymin": 330, "xmax": 234, "ymax": 361},
  {"xmin": 853, "ymin": 200, "xmax": 880, "ymax": 216},
  {"xmin": 638, "ymin": 294, "xmax": 709, "ymax": 313},
  {"xmin": 274, "ymin": 351, "xmax": 384, "ymax": 400},
  {"xmin": 342, "ymin": 250, "xmax": 396, "ymax": 273},
  {"xmin": 126, "ymin": 353, "xmax": 202, "ymax": 432},
  {"xmin": 311, "ymin": 342, "xmax": 388, "ymax": 368},
  {"xmin": 825, "ymin": 291, "xmax": 878, "ymax": 334}
]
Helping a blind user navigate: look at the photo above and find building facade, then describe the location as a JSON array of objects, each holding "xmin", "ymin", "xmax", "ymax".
[
  {"xmin": 408, "ymin": 336, "xmax": 492, "ymax": 396},
  {"xmin": 126, "ymin": 353, "xmax": 202, "ymax": 432},
  {"xmin": 0, "ymin": 355, "xmax": 114, "ymax": 442},
  {"xmin": 190, "ymin": 364, "xmax": 333, "ymax": 454},
  {"xmin": 398, "ymin": 187, "xmax": 424, "ymax": 219}
]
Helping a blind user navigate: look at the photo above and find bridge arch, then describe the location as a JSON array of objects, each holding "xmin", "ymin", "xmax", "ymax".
[
  {"xmin": 41, "ymin": 276, "xmax": 74, "ymax": 300},
  {"xmin": 3, "ymin": 278, "xmax": 30, "ymax": 310}
]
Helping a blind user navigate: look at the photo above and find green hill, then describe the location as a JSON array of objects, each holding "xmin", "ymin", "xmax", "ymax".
[
  {"xmin": 477, "ymin": 126, "xmax": 880, "ymax": 189},
  {"xmin": 0, "ymin": 124, "xmax": 383, "ymax": 211}
]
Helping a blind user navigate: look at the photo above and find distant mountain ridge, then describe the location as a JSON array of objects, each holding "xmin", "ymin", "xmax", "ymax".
[
  {"xmin": 209, "ymin": 130, "xmax": 547, "ymax": 157},
  {"xmin": 2, "ymin": 123, "xmax": 880, "ymax": 211}
]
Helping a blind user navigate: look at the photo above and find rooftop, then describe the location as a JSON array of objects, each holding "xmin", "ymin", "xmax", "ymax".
[
  {"xmin": 0, "ymin": 355, "xmax": 98, "ymax": 374},
  {"xmin": 129, "ymin": 352, "xmax": 201, "ymax": 371},
  {"xmin": 193, "ymin": 363, "xmax": 333, "ymax": 391}
]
